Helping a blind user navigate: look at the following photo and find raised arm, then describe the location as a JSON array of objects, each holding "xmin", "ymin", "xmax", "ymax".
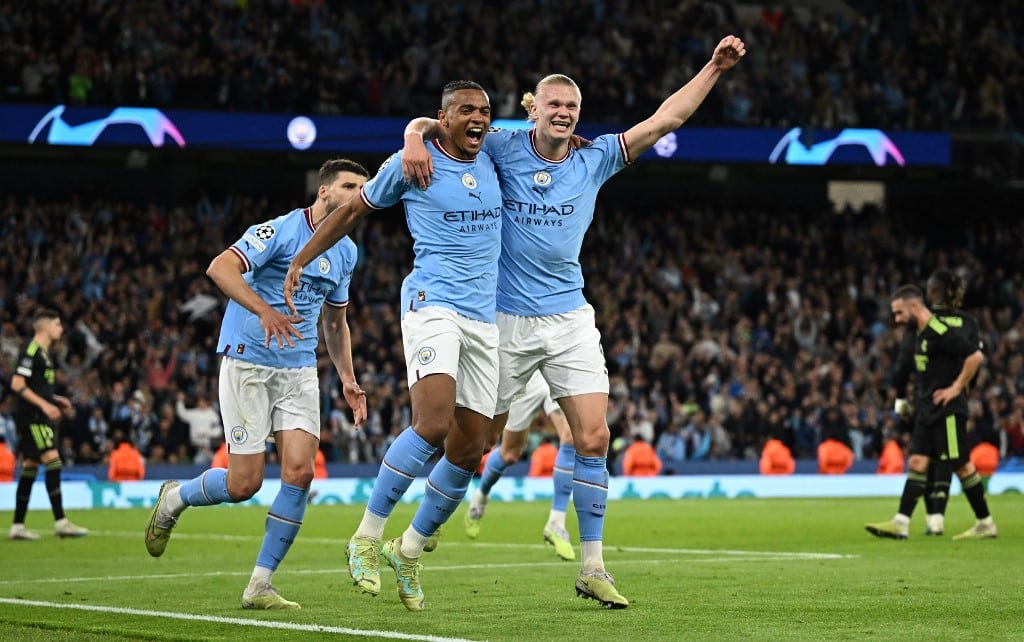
[
  {"xmin": 401, "ymin": 117, "xmax": 441, "ymax": 189},
  {"xmin": 321, "ymin": 304, "xmax": 367, "ymax": 428},
  {"xmin": 623, "ymin": 34, "xmax": 745, "ymax": 158},
  {"xmin": 284, "ymin": 198, "xmax": 373, "ymax": 315}
]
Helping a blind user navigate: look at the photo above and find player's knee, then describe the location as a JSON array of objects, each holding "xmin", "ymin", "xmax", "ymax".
[
  {"xmin": 954, "ymin": 461, "xmax": 976, "ymax": 479},
  {"xmin": 280, "ymin": 464, "xmax": 314, "ymax": 489},
  {"xmin": 573, "ymin": 425, "xmax": 610, "ymax": 456},
  {"xmin": 228, "ymin": 476, "xmax": 263, "ymax": 501}
]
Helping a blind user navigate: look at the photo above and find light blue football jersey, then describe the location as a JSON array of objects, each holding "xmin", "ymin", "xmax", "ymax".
[
  {"xmin": 361, "ymin": 141, "xmax": 502, "ymax": 323},
  {"xmin": 216, "ymin": 207, "xmax": 356, "ymax": 369},
  {"xmin": 484, "ymin": 128, "xmax": 629, "ymax": 316}
]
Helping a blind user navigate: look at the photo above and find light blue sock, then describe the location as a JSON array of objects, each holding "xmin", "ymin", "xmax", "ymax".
[
  {"xmin": 478, "ymin": 449, "xmax": 510, "ymax": 496},
  {"xmin": 572, "ymin": 455, "xmax": 608, "ymax": 542},
  {"xmin": 179, "ymin": 468, "xmax": 233, "ymax": 506},
  {"xmin": 367, "ymin": 427, "xmax": 437, "ymax": 519},
  {"xmin": 255, "ymin": 482, "xmax": 307, "ymax": 571},
  {"xmin": 411, "ymin": 456, "xmax": 473, "ymax": 537},
  {"xmin": 552, "ymin": 444, "xmax": 576, "ymax": 512}
]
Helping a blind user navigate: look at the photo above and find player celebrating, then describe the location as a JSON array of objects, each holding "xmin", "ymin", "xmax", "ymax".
[
  {"xmin": 145, "ymin": 158, "xmax": 369, "ymax": 610},
  {"xmin": 402, "ymin": 35, "xmax": 746, "ymax": 608},
  {"xmin": 284, "ymin": 81, "xmax": 502, "ymax": 612}
]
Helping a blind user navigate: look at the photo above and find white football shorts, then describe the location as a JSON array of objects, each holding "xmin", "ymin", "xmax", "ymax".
[
  {"xmin": 218, "ymin": 357, "xmax": 320, "ymax": 455},
  {"xmin": 402, "ymin": 305, "xmax": 499, "ymax": 418},
  {"xmin": 495, "ymin": 304, "xmax": 609, "ymax": 415},
  {"xmin": 506, "ymin": 370, "xmax": 560, "ymax": 432}
]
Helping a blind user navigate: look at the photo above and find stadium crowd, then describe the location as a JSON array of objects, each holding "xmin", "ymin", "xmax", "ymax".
[
  {"xmin": 0, "ymin": 194, "xmax": 1021, "ymax": 472},
  {"xmin": 1, "ymin": 0, "xmax": 1022, "ymax": 474},
  {"xmin": 0, "ymin": 0, "xmax": 1021, "ymax": 131}
]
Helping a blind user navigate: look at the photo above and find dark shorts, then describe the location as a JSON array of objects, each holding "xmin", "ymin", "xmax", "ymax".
[
  {"xmin": 910, "ymin": 412, "xmax": 968, "ymax": 466},
  {"xmin": 14, "ymin": 417, "xmax": 58, "ymax": 461}
]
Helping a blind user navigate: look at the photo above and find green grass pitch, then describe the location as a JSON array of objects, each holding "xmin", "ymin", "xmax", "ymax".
[{"xmin": 1, "ymin": 494, "xmax": 1020, "ymax": 641}]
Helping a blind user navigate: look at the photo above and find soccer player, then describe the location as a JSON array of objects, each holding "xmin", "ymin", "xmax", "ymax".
[
  {"xmin": 144, "ymin": 158, "xmax": 370, "ymax": 610},
  {"xmin": 890, "ymin": 268, "xmax": 978, "ymax": 535},
  {"xmin": 401, "ymin": 36, "xmax": 747, "ymax": 608},
  {"xmin": 866, "ymin": 285, "xmax": 996, "ymax": 540},
  {"xmin": 8, "ymin": 308, "xmax": 88, "ymax": 540},
  {"xmin": 464, "ymin": 370, "xmax": 577, "ymax": 561},
  {"xmin": 283, "ymin": 80, "xmax": 502, "ymax": 612}
]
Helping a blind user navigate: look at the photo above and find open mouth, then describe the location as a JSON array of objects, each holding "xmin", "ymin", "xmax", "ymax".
[
  {"xmin": 551, "ymin": 120, "xmax": 572, "ymax": 132},
  {"xmin": 466, "ymin": 127, "xmax": 484, "ymax": 142}
]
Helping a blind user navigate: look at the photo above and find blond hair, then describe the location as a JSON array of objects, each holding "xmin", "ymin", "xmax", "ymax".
[{"xmin": 521, "ymin": 74, "xmax": 580, "ymax": 121}]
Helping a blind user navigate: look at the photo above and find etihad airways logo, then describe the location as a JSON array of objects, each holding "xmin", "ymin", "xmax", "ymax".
[
  {"xmin": 769, "ymin": 127, "xmax": 904, "ymax": 166},
  {"xmin": 28, "ymin": 105, "xmax": 186, "ymax": 148}
]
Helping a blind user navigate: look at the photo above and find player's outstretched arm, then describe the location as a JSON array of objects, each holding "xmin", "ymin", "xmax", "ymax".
[
  {"xmin": 284, "ymin": 198, "xmax": 372, "ymax": 315},
  {"xmin": 207, "ymin": 250, "xmax": 304, "ymax": 349},
  {"xmin": 321, "ymin": 304, "xmax": 367, "ymax": 427},
  {"xmin": 401, "ymin": 117, "xmax": 440, "ymax": 189},
  {"xmin": 623, "ymin": 34, "xmax": 745, "ymax": 158}
]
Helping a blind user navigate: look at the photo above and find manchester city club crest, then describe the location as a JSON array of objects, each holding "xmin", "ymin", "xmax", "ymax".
[
  {"xmin": 230, "ymin": 426, "xmax": 248, "ymax": 444},
  {"xmin": 461, "ymin": 173, "xmax": 477, "ymax": 189},
  {"xmin": 417, "ymin": 346, "xmax": 436, "ymax": 365},
  {"xmin": 533, "ymin": 170, "xmax": 552, "ymax": 186},
  {"xmin": 318, "ymin": 257, "xmax": 330, "ymax": 274}
]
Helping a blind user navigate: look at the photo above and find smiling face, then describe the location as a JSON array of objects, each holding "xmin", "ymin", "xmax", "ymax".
[
  {"xmin": 531, "ymin": 80, "xmax": 581, "ymax": 145},
  {"xmin": 438, "ymin": 88, "xmax": 491, "ymax": 160}
]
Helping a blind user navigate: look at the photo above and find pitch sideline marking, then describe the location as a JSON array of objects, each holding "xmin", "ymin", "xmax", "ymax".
[
  {"xmin": 0, "ymin": 555, "xmax": 854, "ymax": 587},
  {"xmin": 0, "ymin": 597, "xmax": 480, "ymax": 642},
  {"xmin": 91, "ymin": 530, "xmax": 858, "ymax": 559}
]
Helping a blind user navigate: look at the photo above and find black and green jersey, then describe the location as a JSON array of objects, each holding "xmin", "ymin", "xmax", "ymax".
[
  {"xmin": 912, "ymin": 310, "xmax": 982, "ymax": 422},
  {"xmin": 14, "ymin": 339, "xmax": 56, "ymax": 423},
  {"xmin": 894, "ymin": 307, "xmax": 981, "ymax": 398}
]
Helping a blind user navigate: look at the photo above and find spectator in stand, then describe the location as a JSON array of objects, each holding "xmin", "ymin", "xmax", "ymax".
[
  {"xmin": 210, "ymin": 439, "xmax": 228, "ymax": 470},
  {"xmin": 877, "ymin": 430, "xmax": 906, "ymax": 475},
  {"xmin": 621, "ymin": 435, "xmax": 662, "ymax": 477},
  {"xmin": 174, "ymin": 390, "xmax": 222, "ymax": 465},
  {"xmin": 0, "ymin": 434, "xmax": 15, "ymax": 482},
  {"xmin": 969, "ymin": 441, "xmax": 999, "ymax": 485},
  {"xmin": 529, "ymin": 436, "xmax": 559, "ymax": 478},
  {"xmin": 107, "ymin": 432, "xmax": 145, "ymax": 481},
  {"xmin": 655, "ymin": 422, "xmax": 687, "ymax": 474},
  {"xmin": 818, "ymin": 437, "xmax": 855, "ymax": 474},
  {"xmin": 314, "ymin": 448, "xmax": 328, "ymax": 480},
  {"xmin": 759, "ymin": 437, "xmax": 795, "ymax": 475}
]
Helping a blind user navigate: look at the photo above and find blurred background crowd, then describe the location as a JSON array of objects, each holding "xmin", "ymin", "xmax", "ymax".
[
  {"xmin": 1, "ymin": 196, "xmax": 1021, "ymax": 472},
  {"xmin": 1, "ymin": 0, "xmax": 1021, "ymax": 130},
  {"xmin": 0, "ymin": 0, "xmax": 1022, "ymax": 474}
]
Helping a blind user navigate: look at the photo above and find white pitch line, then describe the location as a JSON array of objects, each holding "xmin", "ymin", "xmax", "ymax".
[
  {"xmin": 92, "ymin": 530, "xmax": 856, "ymax": 559},
  {"xmin": 0, "ymin": 597, "xmax": 480, "ymax": 642},
  {"xmin": 0, "ymin": 555, "xmax": 853, "ymax": 587}
]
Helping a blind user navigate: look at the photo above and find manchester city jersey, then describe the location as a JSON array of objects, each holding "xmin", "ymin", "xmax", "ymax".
[
  {"xmin": 361, "ymin": 141, "xmax": 502, "ymax": 323},
  {"xmin": 216, "ymin": 207, "xmax": 356, "ymax": 369},
  {"xmin": 485, "ymin": 128, "xmax": 629, "ymax": 316}
]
